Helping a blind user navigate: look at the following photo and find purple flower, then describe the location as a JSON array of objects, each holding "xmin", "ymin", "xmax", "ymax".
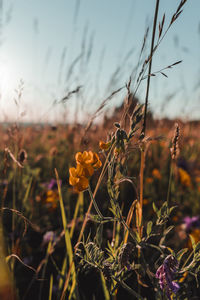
[
  {"xmin": 42, "ymin": 231, "xmax": 56, "ymax": 246},
  {"xmin": 183, "ymin": 216, "xmax": 200, "ymax": 232},
  {"xmin": 47, "ymin": 179, "xmax": 61, "ymax": 190},
  {"xmin": 156, "ymin": 255, "xmax": 180, "ymax": 299}
]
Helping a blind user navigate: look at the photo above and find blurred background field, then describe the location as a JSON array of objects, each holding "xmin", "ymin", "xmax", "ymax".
[{"xmin": 1, "ymin": 113, "xmax": 200, "ymax": 298}]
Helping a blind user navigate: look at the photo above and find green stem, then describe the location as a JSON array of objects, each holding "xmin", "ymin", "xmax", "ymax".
[
  {"xmin": 166, "ymin": 163, "xmax": 173, "ymax": 207},
  {"xmin": 182, "ymin": 249, "xmax": 194, "ymax": 269},
  {"xmin": 142, "ymin": 0, "xmax": 160, "ymax": 137},
  {"xmin": 88, "ymin": 185, "xmax": 104, "ymax": 220}
]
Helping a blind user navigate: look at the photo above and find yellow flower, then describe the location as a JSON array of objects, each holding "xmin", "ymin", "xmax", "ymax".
[
  {"xmin": 91, "ymin": 152, "xmax": 102, "ymax": 169},
  {"xmin": 75, "ymin": 151, "xmax": 93, "ymax": 165},
  {"xmin": 99, "ymin": 141, "xmax": 111, "ymax": 151},
  {"xmin": 178, "ymin": 168, "xmax": 191, "ymax": 188},
  {"xmin": 146, "ymin": 177, "xmax": 153, "ymax": 184},
  {"xmin": 69, "ymin": 151, "xmax": 102, "ymax": 192},
  {"xmin": 187, "ymin": 228, "xmax": 200, "ymax": 249},
  {"xmin": 143, "ymin": 199, "xmax": 148, "ymax": 205},
  {"xmin": 76, "ymin": 151, "xmax": 102, "ymax": 171},
  {"xmin": 152, "ymin": 168, "xmax": 162, "ymax": 180},
  {"xmin": 195, "ymin": 176, "xmax": 200, "ymax": 183},
  {"xmin": 69, "ymin": 165, "xmax": 89, "ymax": 192},
  {"xmin": 45, "ymin": 190, "xmax": 58, "ymax": 210}
]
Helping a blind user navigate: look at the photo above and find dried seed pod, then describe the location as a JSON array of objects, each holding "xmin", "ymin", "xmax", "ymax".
[
  {"xmin": 170, "ymin": 123, "xmax": 180, "ymax": 160},
  {"xmin": 119, "ymin": 242, "xmax": 135, "ymax": 269},
  {"xmin": 114, "ymin": 122, "xmax": 120, "ymax": 128},
  {"xmin": 18, "ymin": 149, "xmax": 27, "ymax": 164}
]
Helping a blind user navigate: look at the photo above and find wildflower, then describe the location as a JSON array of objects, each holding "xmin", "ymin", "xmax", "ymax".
[
  {"xmin": 188, "ymin": 228, "xmax": 200, "ymax": 247},
  {"xmin": 183, "ymin": 216, "xmax": 200, "ymax": 232},
  {"xmin": 178, "ymin": 167, "xmax": 191, "ymax": 188},
  {"xmin": 195, "ymin": 176, "xmax": 200, "ymax": 183},
  {"xmin": 91, "ymin": 152, "xmax": 102, "ymax": 169},
  {"xmin": 75, "ymin": 151, "xmax": 102, "ymax": 174},
  {"xmin": 146, "ymin": 177, "xmax": 153, "ymax": 184},
  {"xmin": 45, "ymin": 190, "xmax": 59, "ymax": 210},
  {"xmin": 143, "ymin": 198, "xmax": 148, "ymax": 205},
  {"xmin": 156, "ymin": 255, "xmax": 180, "ymax": 299},
  {"xmin": 152, "ymin": 168, "xmax": 162, "ymax": 180},
  {"xmin": 69, "ymin": 166, "xmax": 89, "ymax": 192},
  {"xmin": 99, "ymin": 140, "xmax": 111, "ymax": 151},
  {"xmin": 69, "ymin": 151, "xmax": 102, "ymax": 192},
  {"xmin": 42, "ymin": 231, "xmax": 56, "ymax": 246},
  {"xmin": 47, "ymin": 178, "xmax": 61, "ymax": 190}
]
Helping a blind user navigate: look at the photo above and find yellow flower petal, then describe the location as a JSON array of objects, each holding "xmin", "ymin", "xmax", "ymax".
[
  {"xmin": 69, "ymin": 167, "xmax": 79, "ymax": 185},
  {"xmin": 99, "ymin": 141, "xmax": 111, "ymax": 151},
  {"xmin": 75, "ymin": 176, "xmax": 89, "ymax": 192},
  {"xmin": 93, "ymin": 159, "xmax": 102, "ymax": 169},
  {"xmin": 75, "ymin": 152, "xmax": 83, "ymax": 164}
]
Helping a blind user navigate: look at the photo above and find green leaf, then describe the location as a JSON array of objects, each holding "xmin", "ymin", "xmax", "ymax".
[
  {"xmin": 169, "ymin": 205, "xmax": 177, "ymax": 214},
  {"xmin": 176, "ymin": 248, "xmax": 188, "ymax": 262},
  {"xmin": 55, "ymin": 169, "xmax": 76, "ymax": 299},
  {"xmin": 163, "ymin": 226, "xmax": 174, "ymax": 236},
  {"xmin": 189, "ymin": 234, "xmax": 196, "ymax": 250},
  {"xmin": 152, "ymin": 202, "xmax": 158, "ymax": 214},
  {"xmin": 100, "ymin": 272, "xmax": 110, "ymax": 300},
  {"xmin": 146, "ymin": 221, "xmax": 153, "ymax": 237},
  {"xmin": 194, "ymin": 241, "xmax": 200, "ymax": 253},
  {"xmin": 48, "ymin": 274, "xmax": 53, "ymax": 300}
]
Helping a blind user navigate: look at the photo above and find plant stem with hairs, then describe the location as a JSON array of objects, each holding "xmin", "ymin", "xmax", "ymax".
[
  {"xmin": 88, "ymin": 184, "xmax": 103, "ymax": 220},
  {"xmin": 138, "ymin": 0, "xmax": 160, "ymax": 238}
]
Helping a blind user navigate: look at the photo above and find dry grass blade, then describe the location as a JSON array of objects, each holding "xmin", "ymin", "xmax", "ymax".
[
  {"xmin": 59, "ymin": 85, "xmax": 82, "ymax": 103},
  {"xmin": 48, "ymin": 275, "xmax": 53, "ymax": 300},
  {"xmin": 143, "ymin": 60, "xmax": 182, "ymax": 80},
  {"xmin": 124, "ymin": 200, "xmax": 137, "ymax": 244},
  {"xmin": 1, "ymin": 207, "xmax": 40, "ymax": 237},
  {"xmin": 176, "ymin": 0, "xmax": 187, "ymax": 14},
  {"xmin": 55, "ymin": 169, "xmax": 76, "ymax": 300},
  {"xmin": 6, "ymin": 254, "xmax": 37, "ymax": 273},
  {"xmin": 85, "ymin": 86, "xmax": 125, "ymax": 133},
  {"xmin": 5, "ymin": 148, "xmax": 24, "ymax": 168},
  {"xmin": 159, "ymin": 13, "xmax": 165, "ymax": 38}
]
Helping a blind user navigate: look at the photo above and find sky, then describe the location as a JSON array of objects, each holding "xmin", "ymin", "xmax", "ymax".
[{"xmin": 0, "ymin": 0, "xmax": 200, "ymax": 123}]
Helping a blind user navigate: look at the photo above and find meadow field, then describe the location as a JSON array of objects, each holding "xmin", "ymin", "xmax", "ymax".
[
  {"xmin": 1, "ymin": 107, "xmax": 200, "ymax": 299},
  {"xmin": 1, "ymin": 0, "xmax": 200, "ymax": 299}
]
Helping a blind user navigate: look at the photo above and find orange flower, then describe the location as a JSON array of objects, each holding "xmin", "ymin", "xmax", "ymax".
[
  {"xmin": 69, "ymin": 151, "xmax": 102, "ymax": 192},
  {"xmin": 187, "ymin": 228, "xmax": 200, "ymax": 249},
  {"xmin": 146, "ymin": 177, "xmax": 153, "ymax": 184},
  {"xmin": 99, "ymin": 141, "xmax": 111, "ymax": 151},
  {"xmin": 152, "ymin": 168, "xmax": 162, "ymax": 180},
  {"xmin": 45, "ymin": 190, "xmax": 59, "ymax": 210},
  {"xmin": 195, "ymin": 176, "xmax": 200, "ymax": 183},
  {"xmin": 143, "ymin": 199, "xmax": 148, "ymax": 205},
  {"xmin": 75, "ymin": 151, "xmax": 102, "ymax": 171},
  {"xmin": 91, "ymin": 152, "xmax": 102, "ymax": 169},
  {"xmin": 75, "ymin": 151, "xmax": 93, "ymax": 165},
  {"xmin": 178, "ymin": 168, "xmax": 191, "ymax": 188},
  {"xmin": 69, "ymin": 165, "xmax": 89, "ymax": 192}
]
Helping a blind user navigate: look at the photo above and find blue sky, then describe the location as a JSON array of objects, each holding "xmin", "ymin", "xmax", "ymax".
[{"xmin": 0, "ymin": 0, "xmax": 199, "ymax": 122}]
